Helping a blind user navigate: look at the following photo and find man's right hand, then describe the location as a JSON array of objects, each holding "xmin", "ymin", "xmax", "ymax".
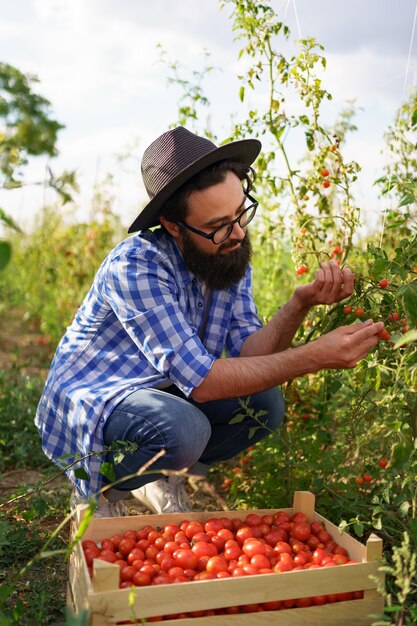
[{"xmin": 311, "ymin": 319, "xmax": 385, "ymax": 370}]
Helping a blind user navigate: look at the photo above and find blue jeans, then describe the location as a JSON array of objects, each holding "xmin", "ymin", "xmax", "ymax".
[{"xmin": 103, "ymin": 385, "xmax": 285, "ymax": 491}]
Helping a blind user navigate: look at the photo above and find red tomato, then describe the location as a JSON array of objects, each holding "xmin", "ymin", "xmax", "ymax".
[
  {"xmin": 262, "ymin": 600, "xmax": 282, "ymax": 610},
  {"xmin": 83, "ymin": 547, "xmax": 100, "ymax": 566},
  {"xmin": 378, "ymin": 458, "xmax": 389, "ymax": 469},
  {"xmin": 242, "ymin": 539, "xmax": 266, "ymax": 558},
  {"xmin": 343, "ymin": 305, "xmax": 352, "ymax": 315},
  {"xmin": 244, "ymin": 513, "xmax": 263, "ymax": 527},
  {"xmin": 164, "ymin": 524, "xmax": 179, "ymax": 536},
  {"xmin": 312, "ymin": 595, "xmax": 327, "ymax": 605},
  {"xmin": 191, "ymin": 542, "xmax": 217, "ymax": 558},
  {"xmin": 120, "ymin": 565, "xmax": 136, "ymax": 582},
  {"xmin": 379, "ymin": 278, "xmax": 389, "ymax": 288},
  {"xmin": 312, "ymin": 548, "xmax": 327, "ymax": 565},
  {"xmin": 164, "ymin": 541, "xmax": 180, "ymax": 554},
  {"xmin": 224, "ymin": 541, "xmax": 242, "ymax": 561},
  {"xmin": 82, "ymin": 540, "xmax": 99, "ymax": 551},
  {"xmin": 206, "ymin": 556, "xmax": 228, "ymax": 574},
  {"xmin": 217, "ymin": 528, "xmax": 234, "ymax": 542},
  {"xmin": 100, "ymin": 539, "xmax": 115, "ymax": 552},
  {"xmin": 250, "ymin": 554, "xmax": 270, "ymax": 570},
  {"xmin": 264, "ymin": 529, "xmax": 287, "ymax": 546},
  {"xmin": 363, "ymin": 472, "xmax": 373, "ymax": 483},
  {"xmin": 124, "ymin": 529, "xmax": 139, "ymax": 541},
  {"xmin": 220, "ymin": 518, "xmax": 234, "ymax": 531},
  {"xmin": 274, "ymin": 541, "xmax": 292, "ymax": 555},
  {"xmin": 317, "ymin": 530, "xmax": 331, "ymax": 544},
  {"xmin": 310, "ymin": 521, "xmax": 324, "ymax": 535},
  {"xmin": 127, "ymin": 548, "xmax": 145, "ymax": 565},
  {"xmin": 354, "ymin": 307, "xmax": 365, "ymax": 317},
  {"xmin": 185, "ymin": 521, "xmax": 204, "ymax": 540},
  {"xmin": 204, "ymin": 518, "xmax": 224, "ymax": 533},
  {"xmin": 98, "ymin": 550, "xmax": 118, "ymax": 563},
  {"xmin": 174, "ymin": 549, "xmax": 198, "ymax": 570},
  {"xmin": 118, "ymin": 538, "xmax": 136, "ymax": 557},
  {"xmin": 291, "ymin": 512, "xmax": 309, "ymax": 524},
  {"xmin": 235, "ymin": 527, "xmax": 254, "ymax": 544},
  {"xmin": 274, "ymin": 560, "xmax": 292, "ymax": 573},
  {"xmin": 291, "ymin": 522, "xmax": 311, "ymax": 541}
]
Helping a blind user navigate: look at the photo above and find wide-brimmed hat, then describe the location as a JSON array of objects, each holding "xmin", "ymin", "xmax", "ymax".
[{"xmin": 128, "ymin": 126, "xmax": 262, "ymax": 233}]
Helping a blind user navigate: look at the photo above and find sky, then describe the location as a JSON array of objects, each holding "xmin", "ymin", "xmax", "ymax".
[{"xmin": 1, "ymin": 0, "xmax": 417, "ymax": 234}]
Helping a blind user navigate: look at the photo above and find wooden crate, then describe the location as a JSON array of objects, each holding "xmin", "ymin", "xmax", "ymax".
[{"xmin": 67, "ymin": 491, "xmax": 385, "ymax": 625}]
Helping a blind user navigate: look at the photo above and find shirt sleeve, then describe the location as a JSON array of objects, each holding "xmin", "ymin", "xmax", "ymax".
[
  {"xmin": 225, "ymin": 265, "xmax": 263, "ymax": 357},
  {"xmin": 101, "ymin": 247, "xmax": 215, "ymax": 396}
]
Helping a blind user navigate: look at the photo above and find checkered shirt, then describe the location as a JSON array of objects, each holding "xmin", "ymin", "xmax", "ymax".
[{"xmin": 35, "ymin": 228, "xmax": 262, "ymax": 497}]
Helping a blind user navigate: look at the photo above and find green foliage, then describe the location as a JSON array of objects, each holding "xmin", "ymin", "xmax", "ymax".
[
  {"xmin": 0, "ymin": 369, "xmax": 46, "ymax": 471},
  {"xmin": 2, "ymin": 181, "xmax": 124, "ymax": 341}
]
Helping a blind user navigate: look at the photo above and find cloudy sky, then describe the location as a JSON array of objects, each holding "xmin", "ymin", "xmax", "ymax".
[{"xmin": 1, "ymin": 0, "xmax": 416, "ymax": 232}]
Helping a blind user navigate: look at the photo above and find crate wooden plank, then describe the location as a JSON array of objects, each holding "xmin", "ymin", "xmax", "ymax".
[
  {"xmin": 157, "ymin": 598, "xmax": 384, "ymax": 626},
  {"xmin": 86, "ymin": 560, "xmax": 380, "ymax": 621}
]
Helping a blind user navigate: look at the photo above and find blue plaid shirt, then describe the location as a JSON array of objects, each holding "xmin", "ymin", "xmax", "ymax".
[{"xmin": 35, "ymin": 228, "xmax": 262, "ymax": 497}]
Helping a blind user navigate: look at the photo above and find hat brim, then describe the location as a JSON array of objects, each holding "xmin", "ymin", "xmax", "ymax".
[{"xmin": 128, "ymin": 138, "xmax": 262, "ymax": 233}]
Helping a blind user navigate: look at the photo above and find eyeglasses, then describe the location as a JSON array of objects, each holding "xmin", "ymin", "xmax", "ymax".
[{"xmin": 175, "ymin": 192, "xmax": 258, "ymax": 245}]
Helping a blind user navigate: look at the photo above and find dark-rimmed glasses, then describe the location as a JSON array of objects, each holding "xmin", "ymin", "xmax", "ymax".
[{"xmin": 175, "ymin": 192, "xmax": 258, "ymax": 245}]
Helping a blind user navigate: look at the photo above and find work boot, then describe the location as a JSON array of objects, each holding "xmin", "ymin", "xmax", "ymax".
[{"xmin": 131, "ymin": 476, "xmax": 191, "ymax": 514}]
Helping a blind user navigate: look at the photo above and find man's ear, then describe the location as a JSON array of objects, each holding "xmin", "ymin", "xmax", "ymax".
[{"xmin": 160, "ymin": 216, "xmax": 181, "ymax": 239}]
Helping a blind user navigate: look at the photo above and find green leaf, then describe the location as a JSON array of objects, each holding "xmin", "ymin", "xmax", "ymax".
[
  {"xmin": 74, "ymin": 468, "xmax": 89, "ymax": 480},
  {"xmin": 399, "ymin": 193, "xmax": 416, "ymax": 207},
  {"xmin": 393, "ymin": 329, "xmax": 417, "ymax": 348},
  {"xmin": 0, "ymin": 584, "xmax": 15, "ymax": 603},
  {"xmin": 0, "ymin": 208, "xmax": 22, "ymax": 232},
  {"xmin": 0, "ymin": 241, "xmax": 11, "ymax": 270},
  {"xmin": 229, "ymin": 414, "xmax": 245, "ymax": 424},
  {"xmin": 391, "ymin": 440, "xmax": 412, "ymax": 468},
  {"xmin": 99, "ymin": 462, "xmax": 116, "ymax": 482},
  {"xmin": 411, "ymin": 107, "xmax": 417, "ymax": 126},
  {"xmin": 353, "ymin": 522, "xmax": 364, "ymax": 537},
  {"xmin": 397, "ymin": 280, "xmax": 417, "ymax": 327},
  {"xmin": 239, "ymin": 86, "xmax": 245, "ymax": 102},
  {"xmin": 305, "ymin": 131, "xmax": 314, "ymax": 151},
  {"xmin": 248, "ymin": 426, "xmax": 260, "ymax": 439},
  {"xmin": 399, "ymin": 500, "xmax": 410, "ymax": 518}
]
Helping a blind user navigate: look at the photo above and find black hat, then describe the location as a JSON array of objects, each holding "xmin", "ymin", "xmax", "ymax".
[{"xmin": 128, "ymin": 126, "xmax": 261, "ymax": 233}]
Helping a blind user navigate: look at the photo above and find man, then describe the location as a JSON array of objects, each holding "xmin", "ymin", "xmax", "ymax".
[{"xmin": 35, "ymin": 127, "xmax": 384, "ymax": 516}]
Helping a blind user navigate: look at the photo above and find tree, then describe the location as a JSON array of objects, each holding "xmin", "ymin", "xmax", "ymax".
[{"xmin": 0, "ymin": 62, "xmax": 77, "ymax": 268}]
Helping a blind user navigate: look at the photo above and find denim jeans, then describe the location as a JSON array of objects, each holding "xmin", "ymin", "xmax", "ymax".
[{"xmin": 103, "ymin": 385, "xmax": 285, "ymax": 491}]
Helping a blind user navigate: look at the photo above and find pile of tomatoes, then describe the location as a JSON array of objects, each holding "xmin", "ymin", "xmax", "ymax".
[{"xmin": 81, "ymin": 510, "xmax": 364, "ymax": 619}]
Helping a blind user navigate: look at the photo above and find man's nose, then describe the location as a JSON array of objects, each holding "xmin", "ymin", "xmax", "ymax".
[{"xmin": 230, "ymin": 220, "xmax": 246, "ymax": 239}]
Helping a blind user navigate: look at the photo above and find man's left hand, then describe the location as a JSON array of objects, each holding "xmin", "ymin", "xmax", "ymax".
[{"xmin": 294, "ymin": 261, "xmax": 355, "ymax": 310}]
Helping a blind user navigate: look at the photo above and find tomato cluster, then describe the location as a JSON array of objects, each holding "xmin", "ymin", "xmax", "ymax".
[{"xmin": 82, "ymin": 510, "xmax": 364, "ymax": 620}]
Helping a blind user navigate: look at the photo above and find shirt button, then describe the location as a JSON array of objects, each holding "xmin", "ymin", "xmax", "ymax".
[
  {"xmin": 198, "ymin": 302, "xmax": 203, "ymax": 308},
  {"xmin": 129, "ymin": 386, "xmax": 136, "ymax": 390}
]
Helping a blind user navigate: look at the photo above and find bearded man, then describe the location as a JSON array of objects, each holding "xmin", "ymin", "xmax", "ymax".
[{"xmin": 35, "ymin": 127, "xmax": 384, "ymax": 516}]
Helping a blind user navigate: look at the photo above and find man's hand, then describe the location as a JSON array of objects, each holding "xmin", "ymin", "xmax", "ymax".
[
  {"xmin": 311, "ymin": 319, "xmax": 384, "ymax": 370},
  {"xmin": 294, "ymin": 261, "xmax": 355, "ymax": 311}
]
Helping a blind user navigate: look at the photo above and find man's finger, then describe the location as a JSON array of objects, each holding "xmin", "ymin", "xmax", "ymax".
[{"xmin": 345, "ymin": 319, "xmax": 384, "ymax": 337}]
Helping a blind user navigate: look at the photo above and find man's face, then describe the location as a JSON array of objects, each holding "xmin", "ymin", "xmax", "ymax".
[{"xmin": 176, "ymin": 171, "xmax": 252, "ymax": 289}]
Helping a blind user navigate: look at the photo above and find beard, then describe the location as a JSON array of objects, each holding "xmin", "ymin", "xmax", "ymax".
[{"xmin": 179, "ymin": 230, "xmax": 252, "ymax": 290}]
